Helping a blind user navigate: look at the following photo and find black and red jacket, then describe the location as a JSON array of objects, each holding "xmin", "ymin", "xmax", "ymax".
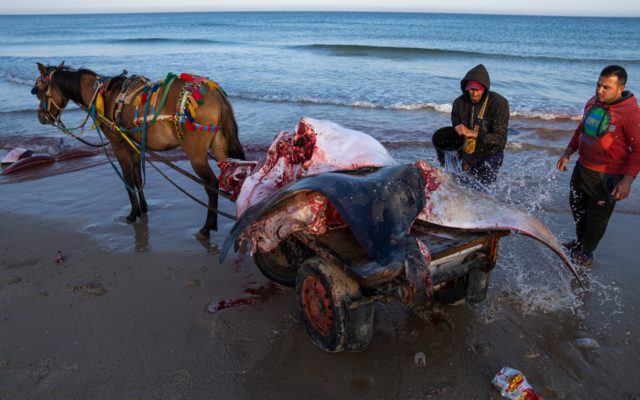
[{"xmin": 451, "ymin": 64, "xmax": 510, "ymax": 157}]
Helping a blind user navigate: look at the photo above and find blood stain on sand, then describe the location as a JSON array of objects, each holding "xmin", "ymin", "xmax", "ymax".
[{"xmin": 206, "ymin": 282, "xmax": 282, "ymax": 314}]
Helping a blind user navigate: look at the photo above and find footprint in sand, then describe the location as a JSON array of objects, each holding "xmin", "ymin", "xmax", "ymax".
[
  {"xmin": 71, "ymin": 282, "xmax": 107, "ymax": 297},
  {"xmin": 4, "ymin": 257, "xmax": 38, "ymax": 269}
]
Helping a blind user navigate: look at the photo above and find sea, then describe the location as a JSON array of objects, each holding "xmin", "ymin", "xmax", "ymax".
[
  {"xmin": 1, "ymin": 12, "xmax": 639, "ymax": 156},
  {"xmin": 1, "ymin": 12, "xmax": 639, "ymax": 310}
]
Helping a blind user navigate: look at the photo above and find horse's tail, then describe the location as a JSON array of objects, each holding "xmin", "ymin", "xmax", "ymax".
[{"xmin": 216, "ymin": 89, "xmax": 245, "ymax": 160}]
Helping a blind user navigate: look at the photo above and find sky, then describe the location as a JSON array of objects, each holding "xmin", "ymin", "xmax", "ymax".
[{"xmin": 1, "ymin": 0, "xmax": 639, "ymax": 17}]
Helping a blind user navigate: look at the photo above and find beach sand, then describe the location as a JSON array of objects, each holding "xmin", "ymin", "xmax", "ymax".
[{"xmin": 1, "ymin": 160, "xmax": 639, "ymax": 399}]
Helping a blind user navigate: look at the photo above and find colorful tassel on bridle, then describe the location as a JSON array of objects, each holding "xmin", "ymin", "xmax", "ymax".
[{"xmin": 95, "ymin": 93, "xmax": 105, "ymax": 116}]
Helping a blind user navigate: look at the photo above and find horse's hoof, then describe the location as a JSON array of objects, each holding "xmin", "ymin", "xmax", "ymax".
[
  {"xmin": 140, "ymin": 203, "xmax": 148, "ymax": 213},
  {"xmin": 126, "ymin": 214, "xmax": 137, "ymax": 223},
  {"xmin": 196, "ymin": 230, "xmax": 210, "ymax": 241}
]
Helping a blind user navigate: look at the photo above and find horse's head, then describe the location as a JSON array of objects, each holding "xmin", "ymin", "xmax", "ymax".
[{"xmin": 33, "ymin": 61, "xmax": 69, "ymax": 125}]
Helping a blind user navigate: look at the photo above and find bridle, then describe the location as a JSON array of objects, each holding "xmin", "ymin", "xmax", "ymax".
[
  {"xmin": 31, "ymin": 67, "xmax": 108, "ymax": 148},
  {"xmin": 32, "ymin": 68, "xmax": 69, "ymax": 126}
]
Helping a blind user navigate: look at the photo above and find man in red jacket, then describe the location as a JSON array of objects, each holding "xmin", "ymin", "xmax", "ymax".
[{"xmin": 557, "ymin": 65, "xmax": 640, "ymax": 265}]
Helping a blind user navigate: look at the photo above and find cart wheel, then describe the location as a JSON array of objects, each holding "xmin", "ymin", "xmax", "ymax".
[
  {"xmin": 296, "ymin": 257, "xmax": 374, "ymax": 353},
  {"xmin": 253, "ymin": 236, "xmax": 312, "ymax": 287},
  {"xmin": 466, "ymin": 269, "xmax": 491, "ymax": 303},
  {"xmin": 433, "ymin": 275, "xmax": 468, "ymax": 305}
]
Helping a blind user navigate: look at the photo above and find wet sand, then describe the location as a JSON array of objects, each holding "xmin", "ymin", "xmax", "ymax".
[{"xmin": 1, "ymin": 160, "xmax": 639, "ymax": 399}]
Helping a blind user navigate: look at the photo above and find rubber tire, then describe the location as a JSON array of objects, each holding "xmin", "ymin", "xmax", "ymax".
[
  {"xmin": 466, "ymin": 269, "xmax": 491, "ymax": 303},
  {"xmin": 296, "ymin": 257, "xmax": 373, "ymax": 353},
  {"xmin": 433, "ymin": 275, "xmax": 469, "ymax": 305},
  {"xmin": 253, "ymin": 236, "xmax": 312, "ymax": 287}
]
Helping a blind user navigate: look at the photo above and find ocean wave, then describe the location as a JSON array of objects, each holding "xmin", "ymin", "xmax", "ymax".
[
  {"xmin": 0, "ymin": 108, "xmax": 37, "ymax": 115},
  {"xmin": 379, "ymin": 139, "xmax": 430, "ymax": 149},
  {"xmin": 380, "ymin": 139, "xmax": 568, "ymax": 155},
  {"xmin": 505, "ymin": 141, "xmax": 566, "ymax": 154},
  {"xmin": 294, "ymin": 44, "xmax": 485, "ymax": 59},
  {"xmin": 392, "ymin": 102, "xmax": 453, "ymax": 113},
  {"xmin": 294, "ymin": 44, "xmax": 640, "ymax": 65},
  {"xmin": 510, "ymin": 110, "xmax": 581, "ymax": 121},
  {"xmin": 233, "ymin": 93, "xmax": 580, "ymax": 121},
  {"xmin": 233, "ymin": 93, "xmax": 454, "ymax": 112},
  {"xmin": 0, "ymin": 71, "xmax": 33, "ymax": 86},
  {"xmin": 107, "ymin": 37, "xmax": 222, "ymax": 45}
]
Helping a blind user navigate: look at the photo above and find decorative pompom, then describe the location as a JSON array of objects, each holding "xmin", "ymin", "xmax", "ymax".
[{"xmin": 165, "ymin": 72, "xmax": 177, "ymax": 82}]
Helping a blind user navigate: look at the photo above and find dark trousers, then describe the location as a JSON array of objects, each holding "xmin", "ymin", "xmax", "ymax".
[
  {"xmin": 569, "ymin": 163, "xmax": 618, "ymax": 253},
  {"xmin": 463, "ymin": 151, "xmax": 504, "ymax": 186}
]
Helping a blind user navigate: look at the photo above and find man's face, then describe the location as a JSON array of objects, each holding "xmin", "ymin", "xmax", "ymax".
[
  {"xmin": 467, "ymin": 88, "xmax": 484, "ymax": 104},
  {"xmin": 596, "ymin": 75, "xmax": 624, "ymax": 104}
]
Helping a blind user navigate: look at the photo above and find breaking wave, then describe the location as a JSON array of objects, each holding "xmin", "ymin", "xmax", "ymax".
[
  {"xmin": 107, "ymin": 37, "xmax": 223, "ymax": 45},
  {"xmin": 296, "ymin": 43, "xmax": 640, "ymax": 65},
  {"xmin": 0, "ymin": 71, "xmax": 33, "ymax": 86},
  {"xmin": 233, "ymin": 93, "xmax": 580, "ymax": 121}
]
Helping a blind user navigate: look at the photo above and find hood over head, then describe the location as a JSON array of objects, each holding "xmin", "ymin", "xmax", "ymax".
[{"xmin": 460, "ymin": 64, "xmax": 490, "ymax": 94}]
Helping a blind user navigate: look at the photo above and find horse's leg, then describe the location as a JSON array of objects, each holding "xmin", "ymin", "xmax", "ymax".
[
  {"xmin": 112, "ymin": 144, "xmax": 142, "ymax": 222},
  {"xmin": 183, "ymin": 150, "xmax": 218, "ymax": 239},
  {"xmin": 131, "ymin": 152, "xmax": 148, "ymax": 214}
]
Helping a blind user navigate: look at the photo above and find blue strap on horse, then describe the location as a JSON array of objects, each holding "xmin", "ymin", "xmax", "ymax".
[
  {"xmin": 140, "ymin": 84, "xmax": 152, "ymax": 187},
  {"xmin": 90, "ymin": 104, "xmax": 137, "ymax": 193}
]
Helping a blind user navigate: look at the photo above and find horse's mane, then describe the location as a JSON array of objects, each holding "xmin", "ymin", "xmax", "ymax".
[
  {"xmin": 48, "ymin": 65, "xmax": 128, "ymax": 104},
  {"xmin": 46, "ymin": 65, "xmax": 97, "ymax": 104}
]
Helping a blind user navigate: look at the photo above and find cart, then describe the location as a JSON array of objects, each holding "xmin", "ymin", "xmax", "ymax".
[{"xmin": 251, "ymin": 220, "xmax": 508, "ymax": 352}]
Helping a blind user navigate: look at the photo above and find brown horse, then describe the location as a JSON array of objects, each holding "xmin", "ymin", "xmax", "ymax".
[{"xmin": 33, "ymin": 62, "xmax": 245, "ymax": 239}]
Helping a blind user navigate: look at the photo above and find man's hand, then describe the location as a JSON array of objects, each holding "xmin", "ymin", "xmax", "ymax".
[
  {"xmin": 556, "ymin": 149, "xmax": 574, "ymax": 171},
  {"xmin": 454, "ymin": 124, "xmax": 477, "ymax": 139},
  {"xmin": 612, "ymin": 175, "xmax": 635, "ymax": 201}
]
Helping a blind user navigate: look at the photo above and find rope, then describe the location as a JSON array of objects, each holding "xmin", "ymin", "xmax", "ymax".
[
  {"xmin": 56, "ymin": 120, "xmax": 110, "ymax": 148},
  {"xmin": 92, "ymin": 107, "xmax": 137, "ymax": 193},
  {"xmin": 147, "ymin": 160, "xmax": 236, "ymax": 221},
  {"xmin": 139, "ymin": 146, "xmax": 234, "ymax": 201}
]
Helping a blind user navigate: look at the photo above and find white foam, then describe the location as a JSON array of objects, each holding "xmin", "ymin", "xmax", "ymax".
[{"xmin": 510, "ymin": 110, "xmax": 582, "ymax": 121}]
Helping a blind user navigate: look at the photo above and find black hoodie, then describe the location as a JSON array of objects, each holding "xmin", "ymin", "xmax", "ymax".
[{"xmin": 451, "ymin": 64, "xmax": 509, "ymax": 157}]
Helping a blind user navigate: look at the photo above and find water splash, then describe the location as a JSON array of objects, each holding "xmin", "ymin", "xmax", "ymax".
[
  {"xmin": 474, "ymin": 155, "xmax": 624, "ymax": 325},
  {"xmin": 490, "ymin": 236, "xmax": 584, "ymax": 316},
  {"xmin": 442, "ymin": 150, "xmax": 463, "ymax": 173}
]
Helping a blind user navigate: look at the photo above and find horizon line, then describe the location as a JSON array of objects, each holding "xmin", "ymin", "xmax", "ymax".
[{"xmin": 1, "ymin": 9, "xmax": 639, "ymax": 18}]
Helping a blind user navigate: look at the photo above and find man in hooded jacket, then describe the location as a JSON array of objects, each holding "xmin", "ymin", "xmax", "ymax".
[{"xmin": 452, "ymin": 64, "xmax": 510, "ymax": 185}]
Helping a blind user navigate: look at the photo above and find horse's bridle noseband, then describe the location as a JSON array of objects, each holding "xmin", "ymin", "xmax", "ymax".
[{"xmin": 32, "ymin": 68, "xmax": 68, "ymax": 125}]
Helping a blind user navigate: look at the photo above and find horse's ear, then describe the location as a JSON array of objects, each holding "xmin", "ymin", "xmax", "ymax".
[
  {"xmin": 37, "ymin": 62, "xmax": 47, "ymax": 76},
  {"xmin": 58, "ymin": 60, "xmax": 65, "ymax": 69}
]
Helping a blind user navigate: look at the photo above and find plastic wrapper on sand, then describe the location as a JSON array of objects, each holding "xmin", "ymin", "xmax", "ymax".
[{"xmin": 492, "ymin": 367, "xmax": 543, "ymax": 400}]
